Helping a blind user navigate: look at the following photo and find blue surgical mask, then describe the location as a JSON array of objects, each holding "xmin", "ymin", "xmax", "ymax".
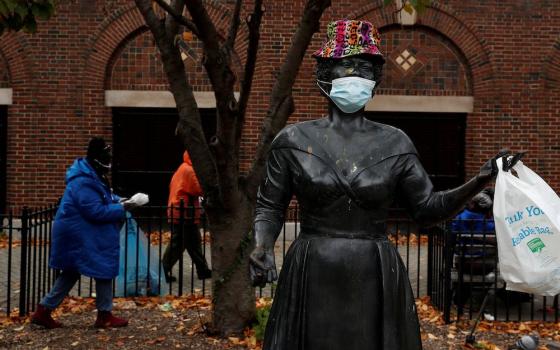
[{"xmin": 318, "ymin": 77, "xmax": 376, "ymax": 114}]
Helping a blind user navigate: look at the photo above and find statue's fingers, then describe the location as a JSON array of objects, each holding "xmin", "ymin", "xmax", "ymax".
[
  {"xmin": 497, "ymin": 148, "xmax": 511, "ymax": 157},
  {"xmin": 250, "ymin": 264, "xmax": 265, "ymax": 286},
  {"xmin": 501, "ymin": 155, "xmax": 510, "ymax": 171},
  {"xmin": 509, "ymin": 151, "xmax": 526, "ymax": 168},
  {"xmin": 249, "ymin": 255, "xmax": 267, "ymax": 271}
]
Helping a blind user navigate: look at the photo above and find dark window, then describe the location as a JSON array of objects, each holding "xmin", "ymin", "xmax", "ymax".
[
  {"xmin": 366, "ymin": 112, "xmax": 466, "ymax": 191},
  {"xmin": 112, "ymin": 107, "xmax": 216, "ymax": 206}
]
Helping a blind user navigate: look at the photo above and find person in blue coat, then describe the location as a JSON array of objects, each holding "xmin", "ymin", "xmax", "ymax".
[
  {"xmin": 32, "ymin": 137, "xmax": 136, "ymax": 329},
  {"xmin": 451, "ymin": 188, "xmax": 495, "ymax": 234}
]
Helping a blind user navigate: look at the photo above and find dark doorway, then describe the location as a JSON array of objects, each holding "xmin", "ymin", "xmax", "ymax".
[
  {"xmin": 0, "ymin": 106, "xmax": 6, "ymax": 214},
  {"xmin": 366, "ymin": 112, "xmax": 466, "ymax": 191},
  {"xmin": 112, "ymin": 108, "xmax": 216, "ymax": 206}
]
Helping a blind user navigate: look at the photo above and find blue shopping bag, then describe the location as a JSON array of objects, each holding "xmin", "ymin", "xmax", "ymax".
[{"xmin": 115, "ymin": 213, "xmax": 168, "ymax": 296}]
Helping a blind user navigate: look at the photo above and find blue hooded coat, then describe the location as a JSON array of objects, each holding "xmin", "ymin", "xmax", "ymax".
[{"xmin": 50, "ymin": 158, "xmax": 125, "ymax": 279}]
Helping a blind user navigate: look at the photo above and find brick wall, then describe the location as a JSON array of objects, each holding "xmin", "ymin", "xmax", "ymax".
[
  {"xmin": 0, "ymin": 52, "xmax": 9, "ymax": 88},
  {"xmin": 380, "ymin": 27, "xmax": 470, "ymax": 96},
  {"xmin": 1, "ymin": 0, "xmax": 560, "ymax": 209},
  {"xmin": 108, "ymin": 29, "xmax": 238, "ymax": 91}
]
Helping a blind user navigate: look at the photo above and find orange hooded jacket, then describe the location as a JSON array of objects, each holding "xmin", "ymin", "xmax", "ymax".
[{"xmin": 167, "ymin": 151, "xmax": 203, "ymax": 224}]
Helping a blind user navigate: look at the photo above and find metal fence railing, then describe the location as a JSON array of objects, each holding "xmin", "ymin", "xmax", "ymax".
[
  {"xmin": 3, "ymin": 204, "xmax": 557, "ymax": 322},
  {"xmin": 429, "ymin": 218, "xmax": 560, "ymax": 323}
]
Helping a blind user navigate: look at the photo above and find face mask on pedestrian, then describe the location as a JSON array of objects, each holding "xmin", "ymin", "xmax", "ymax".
[
  {"xmin": 317, "ymin": 76, "xmax": 376, "ymax": 114},
  {"xmin": 89, "ymin": 144, "xmax": 112, "ymax": 174}
]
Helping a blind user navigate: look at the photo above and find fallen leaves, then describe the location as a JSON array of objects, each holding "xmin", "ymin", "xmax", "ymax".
[
  {"xmin": 0, "ymin": 237, "xmax": 50, "ymax": 249},
  {"xmin": 388, "ymin": 233, "xmax": 428, "ymax": 247},
  {"xmin": 416, "ymin": 296, "xmax": 446, "ymax": 325},
  {"xmin": 146, "ymin": 231, "xmax": 211, "ymax": 246},
  {"xmin": 146, "ymin": 336, "xmax": 167, "ymax": 345},
  {"xmin": 147, "ymin": 231, "xmax": 172, "ymax": 246}
]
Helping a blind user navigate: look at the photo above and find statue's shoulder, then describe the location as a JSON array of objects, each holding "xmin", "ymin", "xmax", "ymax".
[
  {"xmin": 271, "ymin": 118, "xmax": 326, "ymax": 150},
  {"xmin": 366, "ymin": 120, "xmax": 418, "ymax": 156}
]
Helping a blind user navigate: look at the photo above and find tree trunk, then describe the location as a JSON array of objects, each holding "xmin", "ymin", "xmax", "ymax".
[{"xmin": 206, "ymin": 194, "xmax": 256, "ymax": 335}]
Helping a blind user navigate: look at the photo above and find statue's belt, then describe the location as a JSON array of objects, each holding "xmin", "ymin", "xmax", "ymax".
[{"xmin": 299, "ymin": 230, "xmax": 388, "ymax": 241}]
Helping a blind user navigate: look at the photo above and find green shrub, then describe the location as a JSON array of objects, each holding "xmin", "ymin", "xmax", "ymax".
[{"xmin": 252, "ymin": 303, "xmax": 271, "ymax": 341}]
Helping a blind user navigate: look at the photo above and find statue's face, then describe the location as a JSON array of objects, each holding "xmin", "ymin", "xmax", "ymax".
[{"xmin": 330, "ymin": 56, "xmax": 375, "ymax": 81}]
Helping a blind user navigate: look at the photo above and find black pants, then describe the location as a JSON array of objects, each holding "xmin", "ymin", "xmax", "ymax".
[{"xmin": 162, "ymin": 223, "xmax": 209, "ymax": 275}]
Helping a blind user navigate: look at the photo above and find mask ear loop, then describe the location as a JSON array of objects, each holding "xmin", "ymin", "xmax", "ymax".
[
  {"xmin": 316, "ymin": 79, "xmax": 331, "ymax": 96},
  {"xmin": 316, "ymin": 79, "xmax": 350, "ymax": 113}
]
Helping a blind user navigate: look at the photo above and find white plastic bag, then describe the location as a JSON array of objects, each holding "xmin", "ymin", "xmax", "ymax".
[{"xmin": 493, "ymin": 158, "xmax": 560, "ymax": 296}]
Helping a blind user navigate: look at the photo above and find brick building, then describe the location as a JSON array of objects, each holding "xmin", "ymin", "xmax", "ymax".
[{"xmin": 1, "ymin": 0, "xmax": 559, "ymax": 212}]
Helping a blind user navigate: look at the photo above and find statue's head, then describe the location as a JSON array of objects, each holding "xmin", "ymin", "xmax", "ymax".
[
  {"xmin": 313, "ymin": 20, "xmax": 385, "ymax": 113},
  {"xmin": 313, "ymin": 19, "xmax": 385, "ymax": 84}
]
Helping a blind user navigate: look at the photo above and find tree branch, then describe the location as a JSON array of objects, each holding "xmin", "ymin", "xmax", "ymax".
[
  {"xmin": 245, "ymin": 0, "xmax": 331, "ymax": 197},
  {"xmin": 184, "ymin": 0, "xmax": 242, "ymax": 209},
  {"xmin": 135, "ymin": 0, "xmax": 221, "ymax": 206},
  {"xmin": 135, "ymin": 0, "xmax": 166, "ymax": 38},
  {"xmin": 235, "ymin": 0, "xmax": 264, "ymax": 154},
  {"xmin": 184, "ymin": 0, "xmax": 237, "ymax": 118},
  {"xmin": 153, "ymin": 0, "xmax": 199, "ymax": 36},
  {"xmin": 238, "ymin": 0, "xmax": 263, "ymax": 117},
  {"xmin": 164, "ymin": 0, "xmax": 184, "ymax": 38},
  {"xmin": 225, "ymin": 0, "xmax": 243, "ymax": 53}
]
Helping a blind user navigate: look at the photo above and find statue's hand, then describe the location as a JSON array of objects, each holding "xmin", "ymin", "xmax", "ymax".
[
  {"xmin": 479, "ymin": 149, "xmax": 525, "ymax": 178},
  {"xmin": 249, "ymin": 245, "xmax": 278, "ymax": 288}
]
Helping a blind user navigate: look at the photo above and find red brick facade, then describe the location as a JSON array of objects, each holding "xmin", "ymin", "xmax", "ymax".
[{"xmin": 1, "ymin": 0, "xmax": 560, "ymax": 210}]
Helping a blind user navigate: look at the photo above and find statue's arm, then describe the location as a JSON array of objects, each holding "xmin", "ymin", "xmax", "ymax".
[
  {"xmin": 254, "ymin": 149, "xmax": 294, "ymax": 245},
  {"xmin": 250, "ymin": 148, "xmax": 294, "ymax": 286},
  {"xmin": 397, "ymin": 153, "xmax": 492, "ymax": 227}
]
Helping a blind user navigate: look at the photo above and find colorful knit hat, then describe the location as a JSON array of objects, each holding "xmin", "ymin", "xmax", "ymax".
[{"xmin": 313, "ymin": 19, "xmax": 383, "ymax": 60}]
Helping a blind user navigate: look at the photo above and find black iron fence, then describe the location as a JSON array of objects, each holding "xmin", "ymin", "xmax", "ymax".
[
  {"xmin": 3, "ymin": 204, "xmax": 557, "ymax": 322},
  {"xmin": 429, "ymin": 218, "xmax": 560, "ymax": 323}
]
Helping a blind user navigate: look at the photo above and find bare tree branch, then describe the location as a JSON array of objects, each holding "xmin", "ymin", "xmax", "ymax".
[
  {"xmin": 135, "ymin": 0, "xmax": 221, "ymax": 205},
  {"xmin": 184, "ymin": 0, "xmax": 236, "ymax": 113},
  {"xmin": 234, "ymin": 0, "xmax": 263, "ymax": 155},
  {"xmin": 135, "ymin": 0, "xmax": 166, "ymax": 38},
  {"xmin": 164, "ymin": 0, "xmax": 184, "ymax": 37},
  {"xmin": 245, "ymin": 0, "xmax": 331, "ymax": 196},
  {"xmin": 153, "ymin": 0, "xmax": 199, "ymax": 36},
  {"xmin": 225, "ymin": 0, "xmax": 243, "ymax": 53},
  {"xmin": 184, "ymin": 0, "xmax": 242, "ymax": 208}
]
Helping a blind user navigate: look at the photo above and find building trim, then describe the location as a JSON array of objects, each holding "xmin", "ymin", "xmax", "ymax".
[
  {"xmin": 366, "ymin": 95, "xmax": 474, "ymax": 113},
  {"xmin": 0, "ymin": 88, "xmax": 13, "ymax": 105},
  {"xmin": 105, "ymin": 90, "xmax": 242, "ymax": 108},
  {"xmin": 106, "ymin": 90, "xmax": 474, "ymax": 113}
]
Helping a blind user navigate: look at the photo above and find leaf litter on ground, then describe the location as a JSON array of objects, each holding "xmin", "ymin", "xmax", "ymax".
[{"xmin": 1, "ymin": 294, "xmax": 560, "ymax": 349}]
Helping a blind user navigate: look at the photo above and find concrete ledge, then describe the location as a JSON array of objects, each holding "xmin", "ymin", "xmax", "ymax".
[
  {"xmin": 366, "ymin": 95, "xmax": 474, "ymax": 113},
  {"xmin": 105, "ymin": 90, "xmax": 239, "ymax": 109},
  {"xmin": 0, "ymin": 88, "xmax": 13, "ymax": 105}
]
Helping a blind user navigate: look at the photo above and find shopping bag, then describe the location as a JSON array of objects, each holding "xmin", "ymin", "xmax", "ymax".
[
  {"xmin": 115, "ymin": 213, "xmax": 168, "ymax": 296},
  {"xmin": 493, "ymin": 158, "xmax": 560, "ymax": 296}
]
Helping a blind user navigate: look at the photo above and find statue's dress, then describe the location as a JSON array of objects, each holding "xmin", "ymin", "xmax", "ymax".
[{"xmin": 255, "ymin": 118, "xmax": 444, "ymax": 350}]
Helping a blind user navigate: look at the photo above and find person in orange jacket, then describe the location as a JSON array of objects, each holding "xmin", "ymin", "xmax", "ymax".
[{"xmin": 162, "ymin": 150, "xmax": 211, "ymax": 281}]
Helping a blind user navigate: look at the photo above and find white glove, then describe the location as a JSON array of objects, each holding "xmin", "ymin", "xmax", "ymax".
[{"xmin": 122, "ymin": 193, "xmax": 149, "ymax": 210}]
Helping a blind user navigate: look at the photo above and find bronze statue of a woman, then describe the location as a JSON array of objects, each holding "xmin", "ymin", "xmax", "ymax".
[{"xmin": 249, "ymin": 19, "xmax": 517, "ymax": 350}]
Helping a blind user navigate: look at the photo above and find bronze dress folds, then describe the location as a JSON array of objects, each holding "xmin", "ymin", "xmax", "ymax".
[{"xmin": 255, "ymin": 118, "xmax": 450, "ymax": 350}]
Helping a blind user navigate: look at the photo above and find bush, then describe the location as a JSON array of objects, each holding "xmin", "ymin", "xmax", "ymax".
[{"xmin": 252, "ymin": 303, "xmax": 271, "ymax": 341}]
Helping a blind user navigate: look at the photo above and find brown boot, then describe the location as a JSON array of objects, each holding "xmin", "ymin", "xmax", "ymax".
[
  {"xmin": 31, "ymin": 304, "xmax": 62, "ymax": 329},
  {"xmin": 94, "ymin": 311, "xmax": 128, "ymax": 328}
]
